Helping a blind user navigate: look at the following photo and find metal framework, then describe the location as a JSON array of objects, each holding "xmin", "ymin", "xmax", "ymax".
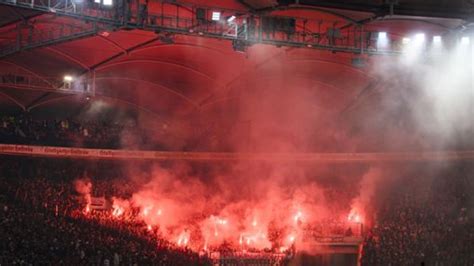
[
  {"xmin": 0, "ymin": 72, "xmax": 59, "ymax": 88},
  {"xmin": 0, "ymin": 70, "xmax": 93, "ymax": 99},
  {"xmin": 295, "ymin": 0, "xmax": 473, "ymax": 21},
  {"xmin": 0, "ymin": 17, "xmax": 99, "ymax": 58},
  {"xmin": 0, "ymin": 0, "xmax": 434, "ymax": 56}
]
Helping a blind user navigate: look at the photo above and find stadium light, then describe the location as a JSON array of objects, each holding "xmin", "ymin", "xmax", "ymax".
[
  {"xmin": 414, "ymin": 33, "xmax": 425, "ymax": 44},
  {"xmin": 99, "ymin": 31, "xmax": 110, "ymax": 37},
  {"xmin": 227, "ymin": 15, "xmax": 236, "ymax": 23},
  {"xmin": 93, "ymin": 0, "xmax": 112, "ymax": 5},
  {"xmin": 63, "ymin": 75, "xmax": 73, "ymax": 82},
  {"xmin": 212, "ymin": 12, "xmax": 221, "ymax": 21},
  {"xmin": 401, "ymin": 34, "xmax": 423, "ymax": 63},
  {"xmin": 377, "ymin": 32, "xmax": 388, "ymax": 48}
]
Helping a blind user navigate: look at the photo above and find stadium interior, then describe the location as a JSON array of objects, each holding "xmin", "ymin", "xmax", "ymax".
[{"xmin": 0, "ymin": 0, "xmax": 474, "ymax": 265}]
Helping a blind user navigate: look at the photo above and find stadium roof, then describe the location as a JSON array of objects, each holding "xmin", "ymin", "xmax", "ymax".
[{"xmin": 0, "ymin": 0, "xmax": 470, "ymax": 150}]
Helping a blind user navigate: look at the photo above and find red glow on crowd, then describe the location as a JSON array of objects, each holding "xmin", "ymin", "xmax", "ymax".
[
  {"xmin": 71, "ymin": 163, "xmax": 372, "ymax": 255},
  {"xmin": 293, "ymin": 211, "xmax": 303, "ymax": 223},
  {"xmin": 288, "ymin": 235, "xmax": 296, "ymax": 243},
  {"xmin": 75, "ymin": 184, "xmax": 364, "ymax": 253},
  {"xmin": 112, "ymin": 205, "xmax": 124, "ymax": 217},
  {"xmin": 177, "ymin": 230, "xmax": 190, "ymax": 247},
  {"xmin": 348, "ymin": 209, "xmax": 363, "ymax": 224}
]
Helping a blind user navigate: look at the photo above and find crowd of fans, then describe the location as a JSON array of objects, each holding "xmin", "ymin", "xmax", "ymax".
[
  {"xmin": 2, "ymin": 154, "xmax": 474, "ymax": 265},
  {"xmin": 0, "ymin": 115, "xmax": 137, "ymax": 149},
  {"xmin": 361, "ymin": 166, "xmax": 474, "ymax": 266},
  {"xmin": 0, "ymin": 157, "xmax": 295, "ymax": 265},
  {"xmin": 0, "ymin": 157, "xmax": 211, "ymax": 265}
]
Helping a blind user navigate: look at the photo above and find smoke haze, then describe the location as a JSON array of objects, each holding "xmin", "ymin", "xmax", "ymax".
[{"xmin": 72, "ymin": 39, "xmax": 474, "ymax": 252}]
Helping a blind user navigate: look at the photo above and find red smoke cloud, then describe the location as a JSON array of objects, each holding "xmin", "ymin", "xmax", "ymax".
[
  {"xmin": 74, "ymin": 178, "xmax": 92, "ymax": 213},
  {"xmin": 100, "ymin": 162, "xmax": 369, "ymax": 252}
]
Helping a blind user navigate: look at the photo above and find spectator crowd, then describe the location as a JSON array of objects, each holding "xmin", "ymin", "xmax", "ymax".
[
  {"xmin": 2, "ymin": 112, "xmax": 474, "ymax": 265},
  {"xmin": 361, "ymin": 165, "xmax": 474, "ymax": 266},
  {"xmin": 0, "ymin": 157, "xmax": 211, "ymax": 265},
  {"xmin": 0, "ymin": 115, "xmax": 138, "ymax": 149},
  {"xmin": 0, "ymin": 157, "xmax": 295, "ymax": 265}
]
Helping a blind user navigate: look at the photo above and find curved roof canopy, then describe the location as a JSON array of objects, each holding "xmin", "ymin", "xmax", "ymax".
[{"xmin": 0, "ymin": 0, "xmax": 470, "ymax": 151}]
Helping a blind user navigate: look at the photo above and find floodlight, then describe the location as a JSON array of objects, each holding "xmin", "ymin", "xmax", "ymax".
[
  {"xmin": 414, "ymin": 33, "xmax": 425, "ymax": 43},
  {"xmin": 377, "ymin": 32, "xmax": 389, "ymax": 48},
  {"xmin": 212, "ymin": 12, "xmax": 221, "ymax": 21}
]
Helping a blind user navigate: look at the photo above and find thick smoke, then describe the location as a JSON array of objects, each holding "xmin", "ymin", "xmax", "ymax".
[
  {"xmin": 74, "ymin": 178, "xmax": 92, "ymax": 213},
  {"xmin": 349, "ymin": 167, "xmax": 382, "ymax": 226},
  {"xmin": 73, "ymin": 38, "xmax": 473, "ymax": 253},
  {"xmin": 354, "ymin": 40, "xmax": 474, "ymax": 151},
  {"xmin": 104, "ymin": 161, "xmax": 368, "ymax": 251}
]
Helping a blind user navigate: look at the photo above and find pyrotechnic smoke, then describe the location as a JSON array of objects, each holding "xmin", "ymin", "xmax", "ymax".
[
  {"xmin": 74, "ymin": 178, "xmax": 92, "ymax": 213},
  {"xmin": 349, "ymin": 167, "xmax": 383, "ymax": 224},
  {"xmin": 111, "ymin": 197, "xmax": 128, "ymax": 217},
  {"xmin": 105, "ymin": 162, "xmax": 364, "ymax": 251},
  {"xmin": 358, "ymin": 40, "xmax": 474, "ymax": 151},
  {"xmin": 77, "ymin": 39, "xmax": 473, "ymax": 255}
]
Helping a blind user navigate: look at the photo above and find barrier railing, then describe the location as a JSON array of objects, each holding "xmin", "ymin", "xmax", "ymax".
[{"xmin": 1, "ymin": 143, "xmax": 474, "ymax": 161}]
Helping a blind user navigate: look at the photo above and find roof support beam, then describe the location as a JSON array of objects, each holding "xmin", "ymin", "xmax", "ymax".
[
  {"xmin": 0, "ymin": 0, "xmax": 410, "ymax": 56},
  {"xmin": 234, "ymin": 0, "xmax": 256, "ymax": 12},
  {"xmin": 43, "ymin": 47, "xmax": 91, "ymax": 70},
  {"xmin": 0, "ymin": 60, "xmax": 55, "ymax": 88},
  {"xmin": 95, "ymin": 59, "xmax": 216, "ymax": 82},
  {"xmin": 98, "ymin": 35, "xmax": 127, "ymax": 54},
  {"xmin": 0, "ymin": 11, "xmax": 42, "ymax": 28},
  {"xmin": 0, "ymin": 89, "xmax": 26, "ymax": 110},
  {"xmin": 0, "ymin": 0, "xmax": 466, "ymax": 58},
  {"xmin": 88, "ymin": 37, "xmax": 158, "ymax": 70},
  {"xmin": 25, "ymin": 92, "xmax": 51, "ymax": 110},
  {"xmin": 0, "ymin": 20, "xmax": 99, "ymax": 59},
  {"xmin": 92, "ymin": 76, "xmax": 199, "ymax": 108},
  {"xmin": 296, "ymin": 1, "xmax": 472, "ymax": 20}
]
